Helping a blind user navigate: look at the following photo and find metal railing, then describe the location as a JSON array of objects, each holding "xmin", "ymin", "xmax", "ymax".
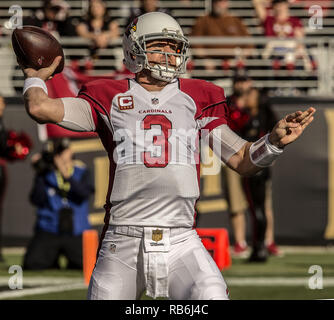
[
  {"xmin": 0, "ymin": 36, "xmax": 333, "ymax": 97},
  {"xmin": 1, "ymin": 0, "xmax": 334, "ymax": 36}
]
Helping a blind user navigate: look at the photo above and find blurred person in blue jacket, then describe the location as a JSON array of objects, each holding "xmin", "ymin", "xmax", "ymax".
[{"xmin": 23, "ymin": 138, "xmax": 95, "ymax": 270}]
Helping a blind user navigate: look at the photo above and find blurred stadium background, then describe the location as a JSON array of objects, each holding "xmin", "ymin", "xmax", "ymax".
[{"xmin": 0, "ymin": 0, "xmax": 334, "ymax": 300}]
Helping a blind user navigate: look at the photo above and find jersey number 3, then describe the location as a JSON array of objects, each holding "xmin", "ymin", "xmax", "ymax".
[{"xmin": 141, "ymin": 115, "xmax": 172, "ymax": 168}]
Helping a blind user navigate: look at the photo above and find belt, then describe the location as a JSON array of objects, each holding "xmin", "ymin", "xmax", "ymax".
[{"xmin": 110, "ymin": 225, "xmax": 191, "ymax": 239}]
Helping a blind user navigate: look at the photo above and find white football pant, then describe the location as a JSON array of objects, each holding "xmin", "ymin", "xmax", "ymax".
[{"xmin": 87, "ymin": 226, "xmax": 229, "ymax": 300}]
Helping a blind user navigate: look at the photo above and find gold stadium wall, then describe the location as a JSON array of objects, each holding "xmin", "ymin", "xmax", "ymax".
[{"xmin": 1, "ymin": 97, "xmax": 333, "ymax": 245}]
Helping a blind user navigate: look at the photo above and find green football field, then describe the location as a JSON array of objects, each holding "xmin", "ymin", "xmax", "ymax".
[{"xmin": 0, "ymin": 246, "xmax": 333, "ymax": 300}]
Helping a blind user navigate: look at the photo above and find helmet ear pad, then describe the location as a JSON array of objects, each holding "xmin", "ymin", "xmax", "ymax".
[{"xmin": 122, "ymin": 36, "xmax": 145, "ymax": 73}]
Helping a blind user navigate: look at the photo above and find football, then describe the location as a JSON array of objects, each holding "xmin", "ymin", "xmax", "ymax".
[{"xmin": 11, "ymin": 25, "xmax": 64, "ymax": 76}]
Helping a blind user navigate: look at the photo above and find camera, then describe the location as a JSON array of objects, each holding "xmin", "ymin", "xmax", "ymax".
[{"xmin": 33, "ymin": 138, "xmax": 70, "ymax": 174}]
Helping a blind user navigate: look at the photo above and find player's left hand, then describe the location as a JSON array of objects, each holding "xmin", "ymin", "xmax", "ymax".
[{"xmin": 268, "ymin": 107, "xmax": 316, "ymax": 148}]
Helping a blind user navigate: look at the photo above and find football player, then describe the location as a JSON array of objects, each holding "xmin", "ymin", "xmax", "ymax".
[{"xmin": 20, "ymin": 12, "xmax": 315, "ymax": 299}]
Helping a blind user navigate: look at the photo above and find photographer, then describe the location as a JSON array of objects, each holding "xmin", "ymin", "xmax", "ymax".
[{"xmin": 23, "ymin": 138, "xmax": 95, "ymax": 270}]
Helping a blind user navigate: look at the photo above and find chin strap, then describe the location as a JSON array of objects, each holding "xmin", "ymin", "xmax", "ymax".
[{"xmin": 150, "ymin": 64, "xmax": 176, "ymax": 82}]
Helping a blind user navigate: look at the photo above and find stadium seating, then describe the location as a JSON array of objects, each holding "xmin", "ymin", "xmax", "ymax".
[
  {"xmin": 2, "ymin": 0, "xmax": 333, "ymax": 37},
  {"xmin": 0, "ymin": 0, "xmax": 333, "ymax": 96}
]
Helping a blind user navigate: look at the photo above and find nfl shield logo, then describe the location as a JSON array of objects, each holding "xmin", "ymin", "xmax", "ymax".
[
  {"xmin": 110, "ymin": 243, "xmax": 116, "ymax": 253},
  {"xmin": 151, "ymin": 98, "xmax": 159, "ymax": 105},
  {"xmin": 152, "ymin": 229, "xmax": 163, "ymax": 242}
]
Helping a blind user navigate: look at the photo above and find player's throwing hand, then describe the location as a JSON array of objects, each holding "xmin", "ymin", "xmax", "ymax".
[
  {"xmin": 21, "ymin": 56, "xmax": 63, "ymax": 81},
  {"xmin": 268, "ymin": 107, "xmax": 316, "ymax": 149}
]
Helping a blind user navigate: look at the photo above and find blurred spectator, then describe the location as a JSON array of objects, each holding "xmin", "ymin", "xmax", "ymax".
[
  {"xmin": 76, "ymin": 0, "xmax": 119, "ymax": 59},
  {"xmin": 23, "ymin": 0, "xmax": 77, "ymax": 39},
  {"xmin": 242, "ymin": 87, "xmax": 281, "ymax": 261},
  {"xmin": 126, "ymin": 0, "xmax": 171, "ymax": 28},
  {"xmin": 253, "ymin": 0, "xmax": 301, "ymax": 37},
  {"xmin": 227, "ymin": 76, "xmax": 253, "ymax": 134},
  {"xmin": 191, "ymin": 0, "xmax": 253, "ymax": 72},
  {"xmin": 0, "ymin": 96, "xmax": 7, "ymax": 263},
  {"xmin": 225, "ymin": 78, "xmax": 282, "ymax": 259},
  {"xmin": 225, "ymin": 76, "xmax": 252, "ymax": 258},
  {"xmin": 253, "ymin": 0, "xmax": 312, "ymax": 72},
  {"xmin": 23, "ymin": 138, "xmax": 94, "ymax": 270}
]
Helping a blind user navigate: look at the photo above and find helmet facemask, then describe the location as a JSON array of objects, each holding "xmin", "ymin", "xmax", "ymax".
[
  {"xmin": 142, "ymin": 31, "xmax": 189, "ymax": 82},
  {"xmin": 128, "ymin": 29, "xmax": 189, "ymax": 82}
]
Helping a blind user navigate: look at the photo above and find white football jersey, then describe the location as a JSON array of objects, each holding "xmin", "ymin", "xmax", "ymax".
[{"xmin": 70, "ymin": 78, "xmax": 229, "ymax": 227}]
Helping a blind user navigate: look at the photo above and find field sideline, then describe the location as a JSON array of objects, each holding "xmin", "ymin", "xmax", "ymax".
[{"xmin": 0, "ymin": 246, "xmax": 334, "ymax": 300}]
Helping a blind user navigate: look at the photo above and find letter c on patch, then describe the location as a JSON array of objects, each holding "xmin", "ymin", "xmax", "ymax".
[{"xmin": 118, "ymin": 96, "xmax": 134, "ymax": 110}]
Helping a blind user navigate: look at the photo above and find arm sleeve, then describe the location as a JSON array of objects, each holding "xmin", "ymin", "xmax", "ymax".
[
  {"xmin": 210, "ymin": 124, "xmax": 247, "ymax": 163},
  {"xmin": 57, "ymin": 97, "xmax": 96, "ymax": 132}
]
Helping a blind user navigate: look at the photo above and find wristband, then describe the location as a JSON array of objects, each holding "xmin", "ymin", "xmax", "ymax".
[
  {"xmin": 265, "ymin": 134, "xmax": 284, "ymax": 154},
  {"xmin": 249, "ymin": 134, "xmax": 283, "ymax": 167},
  {"xmin": 23, "ymin": 77, "xmax": 48, "ymax": 95}
]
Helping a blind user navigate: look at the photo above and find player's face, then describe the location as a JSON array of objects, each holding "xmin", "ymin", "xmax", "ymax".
[{"xmin": 145, "ymin": 39, "xmax": 179, "ymax": 68}]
